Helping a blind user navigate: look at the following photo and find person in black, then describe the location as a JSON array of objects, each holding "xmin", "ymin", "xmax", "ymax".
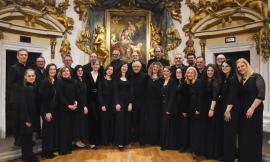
[
  {"xmin": 85, "ymin": 60, "xmax": 102, "ymax": 149},
  {"xmin": 57, "ymin": 67, "xmax": 78, "ymax": 155},
  {"xmin": 140, "ymin": 62, "xmax": 163, "ymax": 145},
  {"xmin": 110, "ymin": 49, "xmax": 124, "ymax": 77},
  {"xmin": 113, "ymin": 63, "xmax": 133, "ymax": 150},
  {"xmin": 160, "ymin": 66, "xmax": 178, "ymax": 150},
  {"xmin": 130, "ymin": 61, "xmax": 147, "ymax": 142},
  {"xmin": 236, "ymin": 58, "xmax": 265, "ymax": 162},
  {"xmin": 182, "ymin": 67, "xmax": 201, "ymax": 158},
  {"xmin": 175, "ymin": 67, "xmax": 185, "ymax": 151},
  {"xmin": 73, "ymin": 65, "xmax": 89, "ymax": 148},
  {"xmin": 195, "ymin": 56, "xmax": 206, "ymax": 79},
  {"xmin": 200, "ymin": 64, "xmax": 222, "ymax": 159},
  {"xmin": 7, "ymin": 48, "xmax": 28, "ymax": 146},
  {"xmin": 171, "ymin": 54, "xmax": 187, "ymax": 80},
  {"xmin": 147, "ymin": 46, "xmax": 169, "ymax": 69},
  {"xmin": 83, "ymin": 52, "xmax": 104, "ymax": 78},
  {"xmin": 34, "ymin": 56, "xmax": 46, "ymax": 139},
  {"xmin": 41, "ymin": 64, "xmax": 58, "ymax": 159},
  {"xmin": 19, "ymin": 69, "xmax": 39, "ymax": 162},
  {"xmin": 61, "ymin": 55, "xmax": 75, "ymax": 78},
  {"xmin": 186, "ymin": 53, "xmax": 196, "ymax": 67},
  {"xmin": 220, "ymin": 60, "xmax": 239, "ymax": 162},
  {"xmin": 98, "ymin": 65, "xmax": 114, "ymax": 145},
  {"xmin": 128, "ymin": 51, "xmax": 147, "ymax": 74}
]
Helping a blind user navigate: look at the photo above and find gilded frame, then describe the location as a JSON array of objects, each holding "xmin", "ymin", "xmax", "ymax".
[{"xmin": 105, "ymin": 9, "xmax": 151, "ymax": 64}]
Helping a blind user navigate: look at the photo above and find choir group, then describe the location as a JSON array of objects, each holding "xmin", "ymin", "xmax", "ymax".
[{"xmin": 8, "ymin": 46, "xmax": 265, "ymax": 162}]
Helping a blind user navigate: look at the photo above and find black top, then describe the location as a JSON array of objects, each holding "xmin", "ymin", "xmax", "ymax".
[
  {"xmin": 196, "ymin": 67, "xmax": 205, "ymax": 79},
  {"xmin": 176, "ymin": 79, "xmax": 185, "ymax": 113},
  {"xmin": 220, "ymin": 74, "xmax": 239, "ymax": 108},
  {"xmin": 130, "ymin": 72, "xmax": 148, "ymax": 99},
  {"xmin": 98, "ymin": 77, "xmax": 114, "ymax": 107},
  {"xmin": 183, "ymin": 80, "xmax": 200, "ymax": 114},
  {"xmin": 41, "ymin": 79, "xmax": 57, "ymax": 115},
  {"xmin": 161, "ymin": 79, "xmax": 177, "ymax": 114},
  {"xmin": 85, "ymin": 72, "xmax": 102, "ymax": 100},
  {"xmin": 20, "ymin": 82, "xmax": 37, "ymax": 123},
  {"xmin": 239, "ymin": 73, "xmax": 265, "ymax": 111},
  {"xmin": 35, "ymin": 68, "xmax": 46, "ymax": 86},
  {"xmin": 145, "ymin": 76, "xmax": 163, "ymax": 101},
  {"xmin": 75, "ymin": 79, "xmax": 87, "ymax": 109},
  {"xmin": 7, "ymin": 62, "xmax": 27, "ymax": 103},
  {"xmin": 113, "ymin": 78, "xmax": 133, "ymax": 106},
  {"xmin": 57, "ymin": 78, "xmax": 78, "ymax": 111},
  {"xmin": 147, "ymin": 58, "xmax": 170, "ymax": 69}
]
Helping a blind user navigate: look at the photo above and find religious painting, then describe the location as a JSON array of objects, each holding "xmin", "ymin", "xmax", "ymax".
[{"xmin": 105, "ymin": 9, "xmax": 151, "ymax": 63}]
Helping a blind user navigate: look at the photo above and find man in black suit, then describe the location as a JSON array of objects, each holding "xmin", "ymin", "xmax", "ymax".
[
  {"xmin": 110, "ymin": 49, "xmax": 124, "ymax": 77},
  {"xmin": 195, "ymin": 56, "xmax": 206, "ymax": 79},
  {"xmin": 147, "ymin": 46, "xmax": 170, "ymax": 69},
  {"xmin": 171, "ymin": 54, "xmax": 187, "ymax": 79},
  {"xmin": 128, "ymin": 51, "xmax": 147, "ymax": 74},
  {"xmin": 186, "ymin": 53, "xmax": 196, "ymax": 67},
  {"xmin": 7, "ymin": 48, "xmax": 28, "ymax": 146}
]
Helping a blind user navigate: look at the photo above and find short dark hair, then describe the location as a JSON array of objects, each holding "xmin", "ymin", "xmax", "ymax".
[
  {"xmin": 17, "ymin": 48, "xmax": 28, "ymax": 55},
  {"xmin": 196, "ymin": 56, "xmax": 205, "ymax": 60},
  {"xmin": 187, "ymin": 53, "xmax": 196, "ymax": 58}
]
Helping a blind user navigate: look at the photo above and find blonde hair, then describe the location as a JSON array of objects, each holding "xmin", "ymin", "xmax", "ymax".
[
  {"xmin": 148, "ymin": 62, "xmax": 163, "ymax": 79},
  {"xmin": 58, "ymin": 66, "xmax": 71, "ymax": 79},
  {"xmin": 236, "ymin": 58, "xmax": 254, "ymax": 82},
  {"xmin": 185, "ymin": 67, "xmax": 198, "ymax": 84}
]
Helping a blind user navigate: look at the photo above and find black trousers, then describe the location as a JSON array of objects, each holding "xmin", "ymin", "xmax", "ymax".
[
  {"xmin": 11, "ymin": 103, "xmax": 21, "ymax": 145},
  {"xmin": 21, "ymin": 133, "xmax": 33, "ymax": 162}
]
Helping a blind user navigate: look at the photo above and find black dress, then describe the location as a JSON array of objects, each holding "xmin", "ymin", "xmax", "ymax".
[
  {"xmin": 140, "ymin": 77, "xmax": 162, "ymax": 145},
  {"xmin": 175, "ymin": 79, "xmax": 185, "ymax": 149},
  {"xmin": 98, "ymin": 77, "xmax": 114, "ymax": 145},
  {"xmin": 74, "ymin": 79, "xmax": 88, "ymax": 142},
  {"xmin": 85, "ymin": 72, "xmax": 102, "ymax": 145},
  {"xmin": 239, "ymin": 73, "xmax": 265, "ymax": 162},
  {"xmin": 182, "ymin": 80, "xmax": 201, "ymax": 154},
  {"xmin": 220, "ymin": 74, "xmax": 239, "ymax": 162},
  {"xmin": 200, "ymin": 78, "xmax": 222, "ymax": 158},
  {"xmin": 130, "ymin": 72, "xmax": 148, "ymax": 141},
  {"xmin": 19, "ymin": 82, "xmax": 38, "ymax": 162},
  {"xmin": 57, "ymin": 78, "xmax": 77, "ymax": 154},
  {"xmin": 160, "ymin": 79, "xmax": 178, "ymax": 150},
  {"xmin": 41, "ymin": 79, "xmax": 59, "ymax": 155},
  {"xmin": 113, "ymin": 78, "xmax": 133, "ymax": 146}
]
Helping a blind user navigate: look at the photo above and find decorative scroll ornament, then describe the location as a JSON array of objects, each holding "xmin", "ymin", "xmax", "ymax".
[
  {"xmin": 184, "ymin": 34, "xmax": 196, "ymax": 57},
  {"xmin": 166, "ymin": 26, "xmax": 182, "ymax": 51},
  {"xmin": 150, "ymin": 23, "xmax": 162, "ymax": 58},
  {"xmin": 60, "ymin": 34, "xmax": 71, "ymax": 59},
  {"xmin": 261, "ymin": 28, "xmax": 270, "ymax": 61},
  {"xmin": 50, "ymin": 38, "xmax": 57, "ymax": 61},
  {"xmin": 74, "ymin": 0, "xmax": 88, "ymax": 21},
  {"xmin": 76, "ymin": 28, "xmax": 92, "ymax": 55},
  {"xmin": 200, "ymin": 39, "xmax": 206, "ymax": 57},
  {"xmin": 41, "ymin": 0, "xmax": 74, "ymax": 33},
  {"xmin": 160, "ymin": 0, "xmax": 183, "ymax": 22},
  {"xmin": 93, "ymin": 25, "xmax": 109, "ymax": 65},
  {"xmin": 0, "ymin": 31, "xmax": 3, "ymax": 39},
  {"xmin": 253, "ymin": 32, "xmax": 260, "ymax": 55}
]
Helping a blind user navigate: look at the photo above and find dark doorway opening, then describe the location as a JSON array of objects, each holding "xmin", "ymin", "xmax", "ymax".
[
  {"xmin": 214, "ymin": 51, "xmax": 250, "ymax": 68},
  {"xmin": 5, "ymin": 50, "xmax": 41, "ymax": 137}
]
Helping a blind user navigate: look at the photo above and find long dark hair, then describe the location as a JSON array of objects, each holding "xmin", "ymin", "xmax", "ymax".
[
  {"xmin": 202, "ymin": 64, "xmax": 219, "ymax": 81},
  {"xmin": 74, "ymin": 65, "xmax": 84, "ymax": 81},
  {"xmin": 103, "ymin": 65, "xmax": 114, "ymax": 77},
  {"xmin": 45, "ymin": 63, "xmax": 57, "ymax": 83},
  {"xmin": 221, "ymin": 59, "xmax": 235, "ymax": 81},
  {"xmin": 117, "ymin": 62, "xmax": 129, "ymax": 78}
]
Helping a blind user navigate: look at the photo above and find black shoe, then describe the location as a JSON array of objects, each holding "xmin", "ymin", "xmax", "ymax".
[
  {"xmin": 118, "ymin": 145, "xmax": 124, "ymax": 151},
  {"xmin": 192, "ymin": 152, "xmax": 197, "ymax": 159},
  {"xmin": 42, "ymin": 153, "xmax": 56, "ymax": 159}
]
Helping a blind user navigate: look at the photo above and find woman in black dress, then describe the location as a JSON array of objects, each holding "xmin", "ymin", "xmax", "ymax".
[
  {"xmin": 85, "ymin": 60, "xmax": 102, "ymax": 149},
  {"xmin": 160, "ymin": 66, "xmax": 178, "ymax": 150},
  {"xmin": 140, "ymin": 62, "xmax": 163, "ymax": 145},
  {"xmin": 220, "ymin": 60, "xmax": 239, "ymax": 162},
  {"xmin": 41, "ymin": 64, "xmax": 58, "ymax": 159},
  {"xmin": 113, "ymin": 63, "xmax": 133, "ymax": 150},
  {"xmin": 183, "ymin": 67, "xmax": 200, "ymax": 158},
  {"xmin": 57, "ymin": 67, "xmax": 78, "ymax": 155},
  {"xmin": 98, "ymin": 65, "xmax": 114, "ymax": 145},
  {"xmin": 175, "ymin": 67, "xmax": 185, "ymax": 151},
  {"xmin": 200, "ymin": 64, "xmax": 222, "ymax": 159},
  {"xmin": 73, "ymin": 65, "xmax": 89, "ymax": 148},
  {"xmin": 236, "ymin": 58, "xmax": 265, "ymax": 162},
  {"xmin": 20, "ymin": 69, "xmax": 39, "ymax": 162}
]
